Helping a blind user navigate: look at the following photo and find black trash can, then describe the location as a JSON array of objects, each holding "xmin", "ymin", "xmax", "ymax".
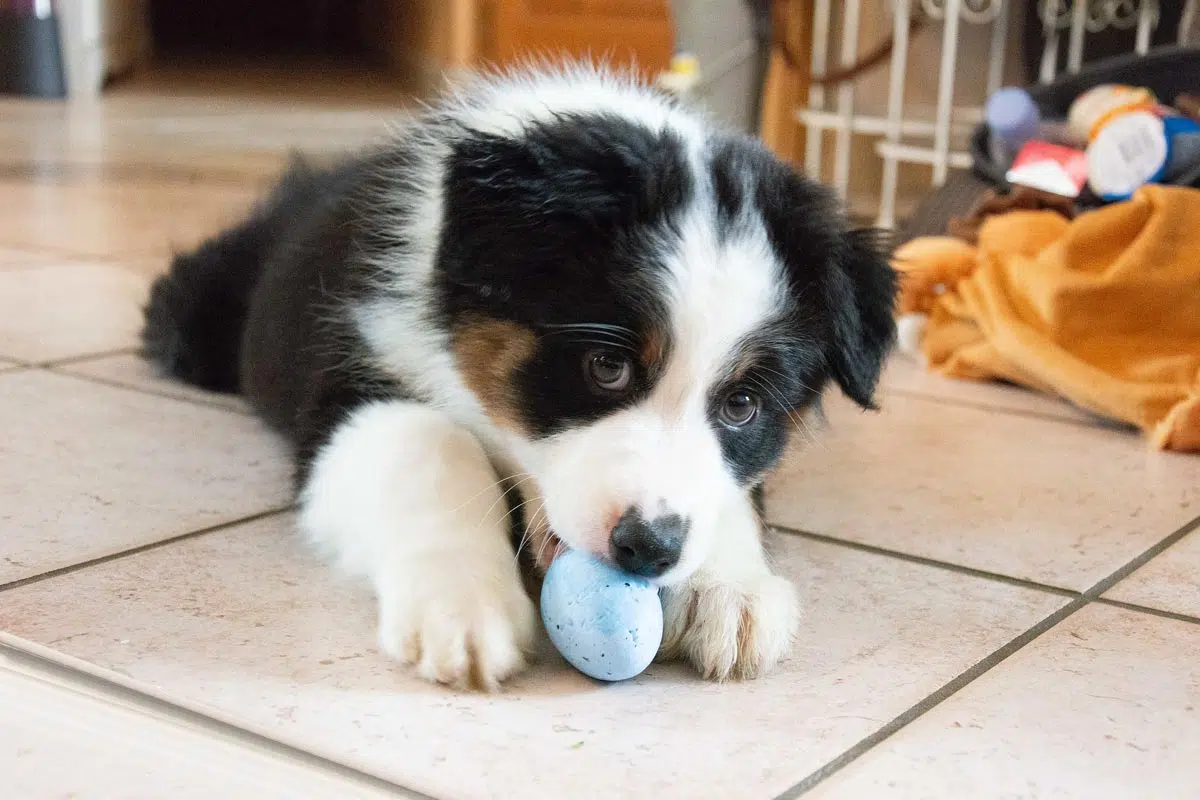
[{"xmin": 0, "ymin": 3, "xmax": 68, "ymax": 99}]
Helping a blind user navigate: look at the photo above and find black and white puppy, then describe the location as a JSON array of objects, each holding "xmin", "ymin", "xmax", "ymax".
[{"xmin": 143, "ymin": 64, "xmax": 896, "ymax": 689}]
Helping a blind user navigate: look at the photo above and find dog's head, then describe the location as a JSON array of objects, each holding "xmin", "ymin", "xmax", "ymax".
[{"xmin": 435, "ymin": 71, "xmax": 896, "ymax": 583}]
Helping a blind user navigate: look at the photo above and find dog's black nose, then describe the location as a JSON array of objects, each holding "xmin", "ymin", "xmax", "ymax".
[{"xmin": 610, "ymin": 511, "xmax": 685, "ymax": 578}]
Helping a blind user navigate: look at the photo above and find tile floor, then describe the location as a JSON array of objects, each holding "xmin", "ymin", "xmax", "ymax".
[{"xmin": 1, "ymin": 62, "xmax": 1198, "ymax": 800}]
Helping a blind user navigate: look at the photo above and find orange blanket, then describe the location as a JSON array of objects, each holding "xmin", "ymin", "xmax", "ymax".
[{"xmin": 893, "ymin": 185, "xmax": 1200, "ymax": 452}]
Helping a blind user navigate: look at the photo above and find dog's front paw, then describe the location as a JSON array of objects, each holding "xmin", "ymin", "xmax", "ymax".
[
  {"xmin": 659, "ymin": 573, "xmax": 799, "ymax": 681},
  {"xmin": 376, "ymin": 557, "xmax": 537, "ymax": 691}
]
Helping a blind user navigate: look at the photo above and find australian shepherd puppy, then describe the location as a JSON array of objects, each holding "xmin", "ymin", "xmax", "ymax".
[{"xmin": 142, "ymin": 64, "xmax": 896, "ymax": 690}]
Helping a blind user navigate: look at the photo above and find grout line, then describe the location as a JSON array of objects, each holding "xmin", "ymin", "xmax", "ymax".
[
  {"xmin": 0, "ymin": 238, "xmax": 156, "ymax": 264},
  {"xmin": 0, "ymin": 507, "xmax": 294, "ymax": 594},
  {"xmin": 883, "ymin": 386, "xmax": 1143, "ymax": 435},
  {"xmin": 1094, "ymin": 597, "xmax": 1200, "ymax": 626},
  {"xmin": 0, "ymin": 641, "xmax": 430, "ymax": 799},
  {"xmin": 0, "ymin": 242, "xmax": 166, "ymax": 266},
  {"xmin": 37, "ymin": 347, "xmax": 141, "ymax": 368},
  {"xmin": 0, "ymin": 161, "xmax": 276, "ymax": 188},
  {"xmin": 0, "ymin": 245, "xmax": 55, "ymax": 261},
  {"xmin": 46, "ymin": 364, "xmax": 253, "ymax": 417},
  {"xmin": 775, "ymin": 597, "xmax": 1087, "ymax": 799},
  {"xmin": 1082, "ymin": 514, "xmax": 1200, "ymax": 597},
  {"xmin": 776, "ymin": 511, "xmax": 1200, "ymax": 797},
  {"xmin": 771, "ymin": 524, "xmax": 1080, "ymax": 598}
]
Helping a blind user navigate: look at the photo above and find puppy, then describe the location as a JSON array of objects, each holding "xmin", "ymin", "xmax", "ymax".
[{"xmin": 142, "ymin": 64, "xmax": 896, "ymax": 690}]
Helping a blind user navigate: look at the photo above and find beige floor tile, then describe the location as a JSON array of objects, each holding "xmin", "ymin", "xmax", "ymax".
[
  {"xmin": 0, "ymin": 245, "xmax": 167, "ymax": 280},
  {"xmin": 103, "ymin": 254, "xmax": 173, "ymax": 280},
  {"xmin": 106, "ymin": 57, "xmax": 413, "ymax": 109},
  {"xmin": 0, "ymin": 61, "xmax": 403, "ymax": 186},
  {"xmin": 0, "ymin": 516, "xmax": 1066, "ymax": 800},
  {"xmin": 766, "ymin": 394, "xmax": 1200, "ymax": 591},
  {"xmin": 0, "ymin": 179, "xmax": 261, "ymax": 260},
  {"xmin": 1104, "ymin": 529, "xmax": 1200, "ymax": 618},
  {"xmin": 0, "ymin": 261, "xmax": 147, "ymax": 363},
  {"xmin": 58, "ymin": 353, "xmax": 249, "ymax": 414},
  {"xmin": 0, "ymin": 247, "xmax": 60, "ymax": 267},
  {"xmin": 806, "ymin": 604, "xmax": 1200, "ymax": 799},
  {"xmin": 0, "ymin": 145, "xmax": 288, "ymax": 186},
  {"xmin": 881, "ymin": 356, "xmax": 1099, "ymax": 425},
  {"xmin": 0, "ymin": 370, "xmax": 290, "ymax": 584},
  {"xmin": 0, "ymin": 657, "xmax": 398, "ymax": 799}
]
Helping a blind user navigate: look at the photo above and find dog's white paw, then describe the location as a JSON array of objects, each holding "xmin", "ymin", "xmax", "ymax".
[
  {"xmin": 659, "ymin": 572, "xmax": 799, "ymax": 681},
  {"xmin": 375, "ymin": 557, "xmax": 537, "ymax": 691}
]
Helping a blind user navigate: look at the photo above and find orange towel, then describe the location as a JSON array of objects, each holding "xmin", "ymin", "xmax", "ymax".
[{"xmin": 893, "ymin": 184, "xmax": 1200, "ymax": 452}]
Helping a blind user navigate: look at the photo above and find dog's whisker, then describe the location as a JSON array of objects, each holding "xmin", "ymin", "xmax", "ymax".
[
  {"xmin": 513, "ymin": 497, "xmax": 548, "ymax": 563},
  {"xmin": 452, "ymin": 470, "xmax": 533, "ymax": 510},
  {"xmin": 757, "ymin": 363, "xmax": 821, "ymax": 398},
  {"xmin": 448, "ymin": 477, "xmax": 510, "ymax": 516},
  {"xmin": 501, "ymin": 495, "xmax": 540, "ymax": 546},
  {"xmin": 753, "ymin": 376, "xmax": 811, "ymax": 438},
  {"xmin": 449, "ymin": 471, "xmax": 534, "ymax": 517},
  {"xmin": 528, "ymin": 500, "xmax": 548, "ymax": 542},
  {"xmin": 748, "ymin": 369, "xmax": 826, "ymax": 449},
  {"xmin": 476, "ymin": 473, "xmax": 539, "ymax": 528},
  {"xmin": 747, "ymin": 375, "xmax": 824, "ymax": 450},
  {"xmin": 530, "ymin": 503, "xmax": 556, "ymax": 566}
]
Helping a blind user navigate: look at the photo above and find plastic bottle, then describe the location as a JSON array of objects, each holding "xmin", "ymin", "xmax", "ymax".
[
  {"xmin": 1068, "ymin": 84, "xmax": 1158, "ymax": 142},
  {"xmin": 986, "ymin": 88, "xmax": 1041, "ymax": 167},
  {"xmin": 1087, "ymin": 108, "xmax": 1200, "ymax": 200},
  {"xmin": 985, "ymin": 87, "xmax": 1079, "ymax": 168}
]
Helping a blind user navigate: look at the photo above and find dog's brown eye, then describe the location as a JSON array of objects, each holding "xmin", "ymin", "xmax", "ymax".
[
  {"xmin": 585, "ymin": 351, "xmax": 633, "ymax": 393},
  {"xmin": 719, "ymin": 390, "xmax": 760, "ymax": 427}
]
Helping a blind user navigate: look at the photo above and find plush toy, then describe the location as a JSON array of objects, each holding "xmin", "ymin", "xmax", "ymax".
[
  {"xmin": 891, "ymin": 202, "xmax": 1077, "ymax": 360},
  {"xmin": 947, "ymin": 186, "xmax": 1076, "ymax": 245},
  {"xmin": 895, "ymin": 186, "xmax": 1078, "ymax": 319},
  {"xmin": 540, "ymin": 549, "xmax": 663, "ymax": 681},
  {"xmin": 891, "ymin": 236, "xmax": 978, "ymax": 316}
]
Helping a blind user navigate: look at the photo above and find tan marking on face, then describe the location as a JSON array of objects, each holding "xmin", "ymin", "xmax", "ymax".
[
  {"xmin": 452, "ymin": 315, "xmax": 536, "ymax": 433},
  {"xmin": 724, "ymin": 345, "xmax": 762, "ymax": 385},
  {"xmin": 640, "ymin": 327, "xmax": 666, "ymax": 371},
  {"xmin": 601, "ymin": 506, "xmax": 625, "ymax": 540}
]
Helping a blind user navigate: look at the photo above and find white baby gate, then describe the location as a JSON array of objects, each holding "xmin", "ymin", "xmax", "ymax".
[{"xmin": 797, "ymin": 0, "xmax": 1200, "ymax": 228}]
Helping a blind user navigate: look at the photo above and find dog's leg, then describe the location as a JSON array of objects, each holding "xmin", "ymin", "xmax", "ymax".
[
  {"xmin": 298, "ymin": 400, "xmax": 536, "ymax": 691},
  {"xmin": 658, "ymin": 490, "xmax": 799, "ymax": 681}
]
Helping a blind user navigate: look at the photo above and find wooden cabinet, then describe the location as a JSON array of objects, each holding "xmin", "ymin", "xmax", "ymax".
[
  {"xmin": 487, "ymin": 0, "xmax": 673, "ymax": 78},
  {"xmin": 759, "ymin": 0, "xmax": 812, "ymax": 165},
  {"xmin": 364, "ymin": 0, "xmax": 673, "ymax": 90}
]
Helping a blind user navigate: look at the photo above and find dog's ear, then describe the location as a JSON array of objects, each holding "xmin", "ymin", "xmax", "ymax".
[
  {"xmin": 737, "ymin": 143, "xmax": 897, "ymax": 409},
  {"xmin": 824, "ymin": 228, "xmax": 898, "ymax": 410}
]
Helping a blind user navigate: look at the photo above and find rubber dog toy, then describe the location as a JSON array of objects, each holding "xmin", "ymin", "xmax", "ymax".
[{"xmin": 540, "ymin": 549, "xmax": 663, "ymax": 681}]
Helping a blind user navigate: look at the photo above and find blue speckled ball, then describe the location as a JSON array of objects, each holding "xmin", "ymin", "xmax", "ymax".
[{"xmin": 540, "ymin": 549, "xmax": 664, "ymax": 681}]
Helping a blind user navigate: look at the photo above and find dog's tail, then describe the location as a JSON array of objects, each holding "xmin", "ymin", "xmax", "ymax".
[{"xmin": 141, "ymin": 158, "xmax": 314, "ymax": 393}]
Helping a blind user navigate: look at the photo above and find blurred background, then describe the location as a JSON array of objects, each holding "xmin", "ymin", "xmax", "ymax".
[{"xmin": 1, "ymin": 1, "xmax": 1197, "ymax": 233}]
